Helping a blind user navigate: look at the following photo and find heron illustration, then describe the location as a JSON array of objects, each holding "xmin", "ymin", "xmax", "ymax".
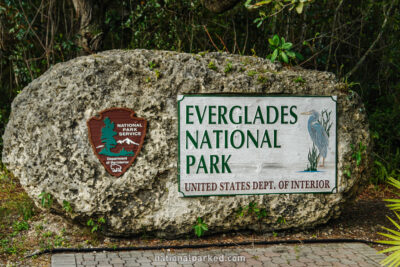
[{"xmin": 301, "ymin": 110, "xmax": 329, "ymax": 167}]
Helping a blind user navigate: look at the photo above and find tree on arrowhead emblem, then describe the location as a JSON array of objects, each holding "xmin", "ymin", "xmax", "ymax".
[{"xmin": 99, "ymin": 117, "xmax": 134, "ymax": 156}]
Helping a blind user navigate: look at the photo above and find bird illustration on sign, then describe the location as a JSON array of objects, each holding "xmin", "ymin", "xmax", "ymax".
[{"xmin": 301, "ymin": 109, "xmax": 333, "ymax": 171}]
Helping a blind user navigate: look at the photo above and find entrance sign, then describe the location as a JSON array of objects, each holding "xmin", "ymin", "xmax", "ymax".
[
  {"xmin": 87, "ymin": 108, "xmax": 147, "ymax": 177},
  {"xmin": 178, "ymin": 95, "xmax": 337, "ymax": 196}
]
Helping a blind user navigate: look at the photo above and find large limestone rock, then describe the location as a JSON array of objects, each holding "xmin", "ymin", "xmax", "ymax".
[{"xmin": 2, "ymin": 50, "xmax": 370, "ymax": 237}]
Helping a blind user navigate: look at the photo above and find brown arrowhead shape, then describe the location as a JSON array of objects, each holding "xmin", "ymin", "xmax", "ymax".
[{"xmin": 87, "ymin": 108, "xmax": 147, "ymax": 177}]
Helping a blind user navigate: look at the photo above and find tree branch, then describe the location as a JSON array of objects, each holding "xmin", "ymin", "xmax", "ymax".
[
  {"xmin": 200, "ymin": 0, "xmax": 242, "ymax": 13},
  {"xmin": 345, "ymin": 1, "xmax": 396, "ymax": 79}
]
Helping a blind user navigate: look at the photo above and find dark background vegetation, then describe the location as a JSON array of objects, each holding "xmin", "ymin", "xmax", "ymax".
[{"xmin": 0, "ymin": 0, "xmax": 399, "ymax": 184}]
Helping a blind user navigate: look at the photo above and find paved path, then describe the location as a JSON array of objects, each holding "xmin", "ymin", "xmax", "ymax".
[{"xmin": 52, "ymin": 242, "xmax": 386, "ymax": 267}]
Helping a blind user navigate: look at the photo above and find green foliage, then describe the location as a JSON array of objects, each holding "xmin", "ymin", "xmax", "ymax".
[
  {"xmin": 247, "ymin": 70, "xmax": 257, "ymax": 77},
  {"xmin": 0, "ymin": 238, "xmax": 18, "ymax": 255},
  {"xmin": 369, "ymin": 95, "xmax": 400, "ymax": 184},
  {"xmin": 87, "ymin": 217, "xmax": 106, "ymax": 233},
  {"xmin": 267, "ymin": 35, "xmax": 303, "ymax": 64},
  {"xmin": 16, "ymin": 200, "xmax": 34, "ymax": 221},
  {"xmin": 237, "ymin": 201, "xmax": 268, "ymax": 220},
  {"xmin": 377, "ymin": 178, "xmax": 400, "ymax": 266},
  {"xmin": 257, "ymin": 75, "xmax": 268, "ymax": 84},
  {"xmin": 154, "ymin": 69, "xmax": 161, "ymax": 79},
  {"xmin": 148, "ymin": 61, "xmax": 157, "ymax": 70},
  {"xmin": 208, "ymin": 61, "xmax": 217, "ymax": 70},
  {"xmin": 0, "ymin": 1, "xmax": 80, "ymax": 156},
  {"xmin": 351, "ymin": 142, "xmax": 366, "ymax": 167},
  {"xmin": 39, "ymin": 230, "xmax": 67, "ymax": 250},
  {"xmin": 12, "ymin": 220, "xmax": 29, "ymax": 232},
  {"xmin": 0, "ymin": 167, "xmax": 35, "ymax": 257},
  {"xmin": 344, "ymin": 165, "xmax": 352, "ymax": 179},
  {"xmin": 305, "ymin": 144, "xmax": 318, "ymax": 172},
  {"xmin": 193, "ymin": 217, "xmax": 208, "ymax": 237},
  {"xmin": 294, "ymin": 76, "xmax": 305, "ymax": 84},
  {"xmin": 63, "ymin": 200, "xmax": 73, "ymax": 213},
  {"xmin": 245, "ymin": 0, "xmax": 311, "ymax": 28},
  {"xmin": 383, "ymin": 178, "xmax": 400, "ymax": 211},
  {"xmin": 277, "ymin": 216, "xmax": 287, "ymax": 224},
  {"xmin": 38, "ymin": 192, "xmax": 53, "ymax": 209},
  {"xmin": 224, "ymin": 62, "xmax": 233, "ymax": 73},
  {"xmin": 373, "ymin": 159, "xmax": 400, "ymax": 185}
]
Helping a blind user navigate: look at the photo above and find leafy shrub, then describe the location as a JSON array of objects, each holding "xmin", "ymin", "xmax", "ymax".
[
  {"xmin": 267, "ymin": 35, "xmax": 303, "ymax": 64},
  {"xmin": 87, "ymin": 217, "xmax": 106, "ymax": 233},
  {"xmin": 193, "ymin": 217, "xmax": 208, "ymax": 237}
]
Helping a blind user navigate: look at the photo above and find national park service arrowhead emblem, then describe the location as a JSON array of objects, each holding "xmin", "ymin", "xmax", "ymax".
[{"xmin": 87, "ymin": 108, "xmax": 147, "ymax": 177}]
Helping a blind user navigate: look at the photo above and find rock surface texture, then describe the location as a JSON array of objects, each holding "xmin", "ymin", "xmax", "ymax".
[{"xmin": 2, "ymin": 50, "xmax": 370, "ymax": 237}]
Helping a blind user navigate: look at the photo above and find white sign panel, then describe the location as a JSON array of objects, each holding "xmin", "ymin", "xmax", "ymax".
[{"xmin": 178, "ymin": 95, "xmax": 337, "ymax": 196}]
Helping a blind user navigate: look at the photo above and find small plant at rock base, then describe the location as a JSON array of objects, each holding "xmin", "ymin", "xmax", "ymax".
[
  {"xmin": 294, "ymin": 76, "xmax": 305, "ymax": 84},
  {"xmin": 154, "ymin": 69, "xmax": 161, "ymax": 79},
  {"xmin": 237, "ymin": 201, "xmax": 268, "ymax": 219},
  {"xmin": 351, "ymin": 142, "xmax": 366, "ymax": 166},
  {"xmin": 63, "ymin": 200, "xmax": 73, "ymax": 213},
  {"xmin": 344, "ymin": 165, "xmax": 351, "ymax": 179},
  {"xmin": 247, "ymin": 70, "xmax": 257, "ymax": 77},
  {"xmin": 208, "ymin": 61, "xmax": 217, "ymax": 70},
  {"xmin": 257, "ymin": 75, "xmax": 268, "ymax": 84},
  {"xmin": 38, "ymin": 192, "xmax": 53, "ymax": 209},
  {"xmin": 224, "ymin": 62, "xmax": 233, "ymax": 73},
  {"xmin": 193, "ymin": 217, "xmax": 208, "ymax": 237},
  {"xmin": 277, "ymin": 216, "xmax": 287, "ymax": 225},
  {"xmin": 198, "ymin": 51, "xmax": 209, "ymax": 57},
  {"xmin": 237, "ymin": 202, "xmax": 268, "ymax": 232},
  {"xmin": 87, "ymin": 217, "xmax": 106, "ymax": 233},
  {"xmin": 267, "ymin": 34, "xmax": 303, "ymax": 64},
  {"xmin": 148, "ymin": 61, "xmax": 157, "ymax": 70}
]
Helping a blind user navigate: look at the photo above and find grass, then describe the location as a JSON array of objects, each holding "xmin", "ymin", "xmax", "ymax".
[
  {"xmin": 0, "ymin": 165, "xmax": 105, "ymax": 266},
  {"xmin": 0, "ymin": 165, "xmax": 36, "ymax": 262}
]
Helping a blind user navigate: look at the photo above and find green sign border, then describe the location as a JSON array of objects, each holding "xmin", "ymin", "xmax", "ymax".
[{"xmin": 177, "ymin": 94, "xmax": 338, "ymax": 197}]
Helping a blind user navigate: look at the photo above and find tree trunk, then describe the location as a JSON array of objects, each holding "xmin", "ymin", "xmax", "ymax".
[
  {"xmin": 201, "ymin": 0, "xmax": 242, "ymax": 13},
  {"xmin": 72, "ymin": 0, "xmax": 108, "ymax": 54}
]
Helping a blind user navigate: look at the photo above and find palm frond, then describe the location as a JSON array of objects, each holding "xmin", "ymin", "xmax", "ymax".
[
  {"xmin": 378, "ymin": 246, "xmax": 400, "ymax": 254},
  {"xmin": 378, "ymin": 209, "xmax": 400, "ymax": 266}
]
